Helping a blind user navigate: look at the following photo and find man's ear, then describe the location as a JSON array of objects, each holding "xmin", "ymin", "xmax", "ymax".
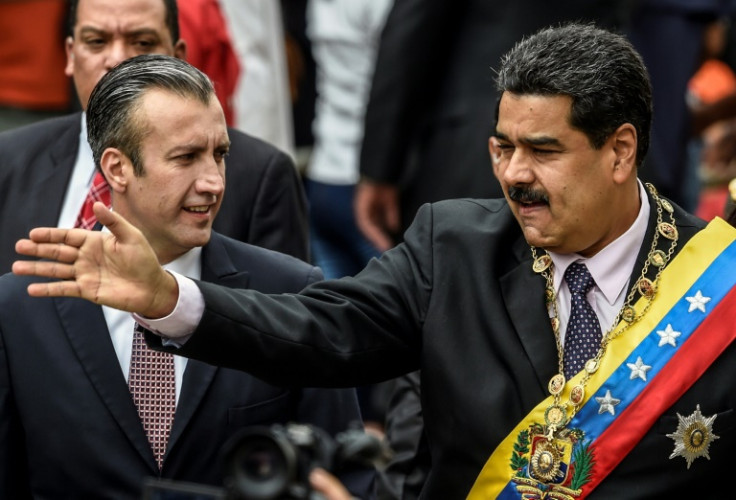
[
  {"xmin": 174, "ymin": 39, "xmax": 187, "ymax": 61},
  {"xmin": 100, "ymin": 148, "xmax": 129, "ymax": 193},
  {"xmin": 489, "ymin": 137, "xmax": 502, "ymax": 176},
  {"xmin": 64, "ymin": 36, "xmax": 75, "ymax": 77},
  {"xmin": 611, "ymin": 123, "xmax": 637, "ymax": 184}
]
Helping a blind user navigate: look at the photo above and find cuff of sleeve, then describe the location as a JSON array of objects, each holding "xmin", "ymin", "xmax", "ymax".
[{"xmin": 132, "ymin": 270, "xmax": 204, "ymax": 344}]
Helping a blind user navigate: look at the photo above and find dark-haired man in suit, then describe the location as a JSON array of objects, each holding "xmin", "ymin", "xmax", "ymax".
[{"xmin": 0, "ymin": 54, "xmax": 371, "ymax": 499}]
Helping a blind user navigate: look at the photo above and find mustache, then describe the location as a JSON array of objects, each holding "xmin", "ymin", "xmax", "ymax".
[{"xmin": 508, "ymin": 186, "xmax": 549, "ymax": 204}]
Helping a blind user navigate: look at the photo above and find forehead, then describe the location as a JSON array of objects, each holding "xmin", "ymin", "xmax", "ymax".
[
  {"xmin": 134, "ymin": 89, "xmax": 226, "ymax": 146},
  {"xmin": 75, "ymin": 0, "xmax": 170, "ymax": 36},
  {"xmin": 496, "ymin": 93, "xmax": 575, "ymax": 138}
]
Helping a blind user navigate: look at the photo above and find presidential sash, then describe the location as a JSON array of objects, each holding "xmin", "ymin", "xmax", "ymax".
[{"xmin": 468, "ymin": 217, "xmax": 736, "ymax": 499}]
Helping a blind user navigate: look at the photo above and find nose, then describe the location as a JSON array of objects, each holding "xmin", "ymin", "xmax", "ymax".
[
  {"xmin": 500, "ymin": 149, "xmax": 535, "ymax": 186},
  {"xmin": 104, "ymin": 41, "xmax": 128, "ymax": 70},
  {"xmin": 195, "ymin": 160, "xmax": 225, "ymax": 197}
]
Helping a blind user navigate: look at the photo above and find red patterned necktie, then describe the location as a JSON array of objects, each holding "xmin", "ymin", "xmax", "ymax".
[
  {"xmin": 129, "ymin": 324, "xmax": 176, "ymax": 469},
  {"xmin": 563, "ymin": 262, "xmax": 602, "ymax": 379},
  {"xmin": 74, "ymin": 171, "xmax": 111, "ymax": 229}
]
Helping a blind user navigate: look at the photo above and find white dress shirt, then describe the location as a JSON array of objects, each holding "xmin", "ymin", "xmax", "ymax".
[
  {"xmin": 305, "ymin": 0, "xmax": 394, "ymax": 184},
  {"xmin": 57, "ymin": 113, "xmax": 96, "ymax": 228},
  {"xmin": 106, "ymin": 246, "xmax": 202, "ymax": 403}
]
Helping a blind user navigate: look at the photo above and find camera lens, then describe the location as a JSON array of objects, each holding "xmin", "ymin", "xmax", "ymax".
[
  {"xmin": 241, "ymin": 439, "xmax": 285, "ymax": 480},
  {"xmin": 223, "ymin": 428, "xmax": 298, "ymax": 500}
]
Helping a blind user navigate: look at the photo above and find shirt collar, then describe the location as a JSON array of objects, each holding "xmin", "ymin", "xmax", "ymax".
[
  {"xmin": 79, "ymin": 112, "xmax": 95, "ymax": 184},
  {"xmin": 164, "ymin": 246, "xmax": 203, "ymax": 280}
]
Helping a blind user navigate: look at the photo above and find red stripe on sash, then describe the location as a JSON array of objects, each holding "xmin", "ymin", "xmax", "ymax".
[{"xmin": 582, "ymin": 285, "xmax": 736, "ymax": 495}]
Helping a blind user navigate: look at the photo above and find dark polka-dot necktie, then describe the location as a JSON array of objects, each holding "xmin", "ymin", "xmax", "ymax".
[
  {"xmin": 563, "ymin": 262, "xmax": 602, "ymax": 379},
  {"xmin": 128, "ymin": 323, "xmax": 176, "ymax": 469}
]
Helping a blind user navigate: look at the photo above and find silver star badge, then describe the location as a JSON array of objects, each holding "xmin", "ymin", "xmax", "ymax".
[
  {"xmin": 657, "ymin": 324, "xmax": 682, "ymax": 347},
  {"xmin": 595, "ymin": 390, "xmax": 621, "ymax": 416},
  {"xmin": 685, "ymin": 290, "xmax": 711, "ymax": 313},
  {"xmin": 627, "ymin": 356, "xmax": 652, "ymax": 381},
  {"xmin": 666, "ymin": 405, "xmax": 719, "ymax": 469}
]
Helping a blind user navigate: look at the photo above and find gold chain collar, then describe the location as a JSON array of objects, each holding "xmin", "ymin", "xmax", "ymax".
[{"xmin": 529, "ymin": 183, "xmax": 678, "ymax": 437}]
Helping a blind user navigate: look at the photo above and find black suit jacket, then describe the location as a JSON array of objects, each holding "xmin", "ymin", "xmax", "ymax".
[
  {"xmin": 0, "ymin": 232, "xmax": 371, "ymax": 499},
  {"xmin": 360, "ymin": 0, "xmax": 630, "ymax": 230},
  {"xmin": 0, "ymin": 113, "xmax": 309, "ymax": 273},
  {"xmin": 152, "ymin": 191, "xmax": 736, "ymax": 498}
]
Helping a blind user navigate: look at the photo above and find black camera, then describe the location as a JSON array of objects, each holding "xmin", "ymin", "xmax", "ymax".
[
  {"xmin": 142, "ymin": 422, "xmax": 389, "ymax": 500},
  {"xmin": 221, "ymin": 422, "xmax": 388, "ymax": 500}
]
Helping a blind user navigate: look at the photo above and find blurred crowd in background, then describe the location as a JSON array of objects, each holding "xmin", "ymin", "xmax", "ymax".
[{"xmin": 7, "ymin": 1, "xmax": 736, "ymax": 232}]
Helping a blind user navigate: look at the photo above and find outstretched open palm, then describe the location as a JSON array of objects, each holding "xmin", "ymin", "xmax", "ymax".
[{"xmin": 13, "ymin": 202, "xmax": 177, "ymax": 318}]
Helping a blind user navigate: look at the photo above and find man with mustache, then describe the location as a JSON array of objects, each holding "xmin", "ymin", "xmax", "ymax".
[{"xmin": 16, "ymin": 23, "xmax": 736, "ymax": 498}]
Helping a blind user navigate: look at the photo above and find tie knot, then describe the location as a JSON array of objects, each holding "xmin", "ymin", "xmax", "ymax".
[{"xmin": 564, "ymin": 262, "xmax": 595, "ymax": 295}]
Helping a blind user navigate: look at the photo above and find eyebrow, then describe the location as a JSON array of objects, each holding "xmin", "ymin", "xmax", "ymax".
[
  {"xmin": 166, "ymin": 143, "xmax": 205, "ymax": 156},
  {"xmin": 78, "ymin": 26, "xmax": 162, "ymax": 39},
  {"xmin": 167, "ymin": 140, "xmax": 231, "ymax": 156},
  {"xmin": 78, "ymin": 26, "xmax": 106, "ymax": 37},
  {"xmin": 494, "ymin": 131, "xmax": 563, "ymax": 148}
]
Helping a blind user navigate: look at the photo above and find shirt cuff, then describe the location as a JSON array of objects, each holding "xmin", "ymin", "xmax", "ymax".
[{"xmin": 132, "ymin": 271, "xmax": 205, "ymax": 344}]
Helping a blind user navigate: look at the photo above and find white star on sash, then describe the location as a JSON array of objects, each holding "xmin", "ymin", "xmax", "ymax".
[
  {"xmin": 627, "ymin": 356, "xmax": 652, "ymax": 381},
  {"xmin": 685, "ymin": 290, "xmax": 711, "ymax": 313},
  {"xmin": 657, "ymin": 324, "xmax": 682, "ymax": 347},
  {"xmin": 596, "ymin": 390, "xmax": 621, "ymax": 416}
]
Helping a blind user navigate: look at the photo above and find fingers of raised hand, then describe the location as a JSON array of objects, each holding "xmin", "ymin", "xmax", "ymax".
[
  {"xmin": 12, "ymin": 259, "xmax": 77, "ymax": 280},
  {"xmin": 16, "ymin": 227, "xmax": 90, "ymax": 257},
  {"xmin": 28, "ymin": 227, "xmax": 89, "ymax": 246},
  {"xmin": 14, "ymin": 239, "xmax": 80, "ymax": 264},
  {"xmin": 95, "ymin": 203, "xmax": 141, "ymax": 243},
  {"xmin": 26, "ymin": 280, "xmax": 83, "ymax": 299}
]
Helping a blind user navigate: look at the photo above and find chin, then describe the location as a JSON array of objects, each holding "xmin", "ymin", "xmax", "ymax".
[
  {"xmin": 194, "ymin": 235, "xmax": 212, "ymax": 248},
  {"xmin": 181, "ymin": 233, "xmax": 211, "ymax": 250},
  {"xmin": 521, "ymin": 228, "xmax": 555, "ymax": 250}
]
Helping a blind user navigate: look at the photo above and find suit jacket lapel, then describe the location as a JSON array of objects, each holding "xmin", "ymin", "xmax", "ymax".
[
  {"xmin": 628, "ymin": 189, "xmax": 702, "ymax": 292},
  {"xmin": 34, "ymin": 114, "xmax": 82, "ymax": 225},
  {"xmin": 55, "ymin": 295, "xmax": 158, "ymax": 470},
  {"xmin": 499, "ymin": 235, "xmax": 559, "ymax": 391},
  {"xmin": 166, "ymin": 233, "xmax": 251, "ymax": 454}
]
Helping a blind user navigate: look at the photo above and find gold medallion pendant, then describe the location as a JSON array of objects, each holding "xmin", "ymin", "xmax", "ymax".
[
  {"xmin": 658, "ymin": 222, "xmax": 678, "ymax": 240},
  {"xmin": 621, "ymin": 306, "xmax": 636, "ymax": 323},
  {"xmin": 509, "ymin": 424, "xmax": 594, "ymax": 499},
  {"xmin": 660, "ymin": 198, "xmax": 674, "ymax": 213},
  {"xmin": 637, "ymin": 278, "xmax": 656, "ymax": 298},
  {"xmin": 570, "ymin": 385, "xmax": 585, "ymax": 406},
  {"xmin": 649, "ymin": 249, "xmax": 667, "ymax": 268},
  {"xmin": 666, "ymin": 405, "xmax": 719, "ymax": 469},
  {"xmin": 584, "ymin": 359, "xmax": 599, "ymax": 374},
  {"xmin": 548, "ymin": 374, "xmax": 566, "ymax": 396},
  {"xmin": 533, "ymin": 254, "xmax": 553, "ymax": 273},
  {"xmin": 545, "ymin": 405, "xmax": 568, "ymax": 429},
  {"xmin": 529, "ymin": 435, "xmax": 567, "ymax": 483}
]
